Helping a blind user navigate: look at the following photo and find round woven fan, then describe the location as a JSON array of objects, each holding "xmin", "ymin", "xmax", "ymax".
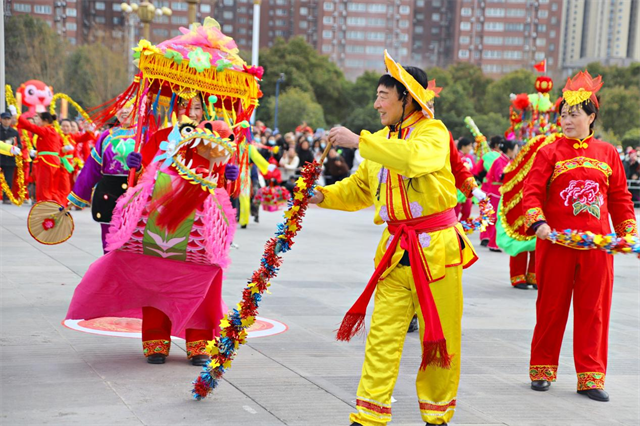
[{"xmin": 27, "ymin": 201, "xmax": 74, "ymax": 245}]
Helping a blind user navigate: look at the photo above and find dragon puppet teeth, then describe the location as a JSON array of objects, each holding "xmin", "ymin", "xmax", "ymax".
[
  {"xmin": 187, "ymin": 159, "xmax": 194, "ymax": 169},
  {"xmin": 191, "ymin": 138, "xmax": 202, "ymax": 148}
]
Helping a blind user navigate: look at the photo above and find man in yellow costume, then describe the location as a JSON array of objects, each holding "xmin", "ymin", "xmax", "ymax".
[{"xmin": 310, "ymin": 51, "xmax": 477, "ymax": 426}]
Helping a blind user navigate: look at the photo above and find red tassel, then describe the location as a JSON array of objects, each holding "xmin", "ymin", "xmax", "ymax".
[
  {"xmin": 420, "ymin": 340, "xmax": 452, "ymax": 370},
  {"xmin": 335, "ymin": 312, "xmax": 365, "ymax": 342}
]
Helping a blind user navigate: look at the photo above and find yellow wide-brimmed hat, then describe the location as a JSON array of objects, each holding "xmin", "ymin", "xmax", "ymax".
[{"xmin": 384, "ymin": 50, "xmax": 438, "ymax": 118}]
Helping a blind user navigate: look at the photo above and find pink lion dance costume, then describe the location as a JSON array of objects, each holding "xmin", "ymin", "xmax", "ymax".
[{"xmin": 66, "ymin": 120, "xmax": 237, "ymax": 365}]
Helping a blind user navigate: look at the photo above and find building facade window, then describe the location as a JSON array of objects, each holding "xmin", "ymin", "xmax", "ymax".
[
  {"xmin": 505, "ymin": 23, "xmax": 524, "ymax": 31},
  {"xmin": 347, "ymin": 17, "xmax": 366, "ymax": 26},
  {"xmin": 484, "ymin": 36, "xmax": 503, "ymax": 45},
  {"xmin": 484, "ymin": 22, "xmax": 504, "ymax": 31},
  {"xmin": 459, "ymin": 35, "xmax": 470, "ymax": 44},
  {"xmin": 460, "ymin": 22, "xmax": 471, "ymax": 31},
  {"xmin": 506, "ymin": 9, "xmax": 525, "ymax": 17},
  {"xmin": 367, "ymin": 4, "xmax": 386, "ymax": 13},
  {"xmin": 324, "ymin": 2, "xmax": 334, "ymax": 11},
  {"xmin": 348, "ymin": 3, "xmax": 367, "ymax": 12},
  {"xmin": 35, "ymin": 5, "xmax": 52, "ymax": 13},
  {"xmin": 458, "ymin": 49, "xmax": 470, "ymax": 59},
  {"xmin": 323, "ymin": 30, "xmax": 333, "ymax": 39},
  {"xmin": 461, "ymin": 8, "xmax": 472, "ymax": 17},
  {"xmin": 485, "ymin": 8, "xmax": 505, "ymax": 17},
  {"xmin": 95, "ymin": 2, "xmax": 105, "ymax": 11},
  {"xmin": 13, "ymin": 3, "xmax": 31, "ymax": 12},
  {"xmin": 346, "ymin": 31, "xmax": 365, "ymax": 40}
]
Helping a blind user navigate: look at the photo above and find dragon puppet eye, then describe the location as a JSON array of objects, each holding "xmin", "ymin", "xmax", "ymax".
[
  {"xmin": 27, "ymin": 88, "xmax": 35, "ymax": 95},
  {"xmin": 179, "ymin": 124, "xmax": 196, "ymax": 137}
]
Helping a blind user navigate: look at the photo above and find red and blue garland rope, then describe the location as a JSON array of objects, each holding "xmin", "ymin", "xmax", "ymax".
[{"xmin": 192, "ymin": 161, "xmax": 321, "ymax": 400}]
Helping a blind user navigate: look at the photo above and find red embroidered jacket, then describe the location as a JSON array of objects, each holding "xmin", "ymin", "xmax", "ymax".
[{"xmin": 522, "ymin": 134, "xmax": 637, "ymax": 238}]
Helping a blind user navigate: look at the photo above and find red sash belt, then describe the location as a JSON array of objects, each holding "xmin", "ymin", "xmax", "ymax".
[{"xmin": 337, "ymin": 208, "xmax": 458, "ymax": 370}]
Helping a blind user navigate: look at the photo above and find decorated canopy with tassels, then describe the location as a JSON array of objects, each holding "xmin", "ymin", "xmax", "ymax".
[{"xmin": 99, "ymin": 18, "xmax": 263, "ymax": 196}]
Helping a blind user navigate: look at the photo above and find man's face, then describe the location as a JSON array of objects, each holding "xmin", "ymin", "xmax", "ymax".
[
  {"xmin": 461, "ymin": 144, "xmax": 472, "ymax": 155},
  {"xmin": 1, "ymin": 117, "xmax": 11, "ymax": 128},
  {"xmin": 373, "ymin": 84, "xmax": 406, "ymax": 127}
]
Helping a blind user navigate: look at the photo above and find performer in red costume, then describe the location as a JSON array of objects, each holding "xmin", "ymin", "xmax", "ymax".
[
  {"xmin": 523, "ymin": 71, "xmax": 637, "ymax": 402},
  {"xmin": 485, "ymin": 140, "xmax": 517, "ymax": 252},
  {"xmin": 17, "ymin": 112, "xmax": 65, "ymax": 205}
]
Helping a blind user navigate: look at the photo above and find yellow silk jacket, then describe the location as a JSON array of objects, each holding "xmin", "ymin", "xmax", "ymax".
[{"xmin": 318, "ymin": 113, "xmax": 477, "ymax": 282}]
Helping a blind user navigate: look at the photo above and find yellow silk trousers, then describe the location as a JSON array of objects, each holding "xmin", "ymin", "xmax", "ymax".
[
  {"xmin": 350, "ymin": 264, "xmax": 463, "ymax": 426},
  {"xmin": 239, "ymin": 194, "xmax": 250, "ymax": 226}
]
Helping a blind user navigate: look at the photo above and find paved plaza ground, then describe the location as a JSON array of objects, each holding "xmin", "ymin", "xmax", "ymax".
[{"xmin": 1, "ymin": 202, "xmax": 638, "ymax": 426}]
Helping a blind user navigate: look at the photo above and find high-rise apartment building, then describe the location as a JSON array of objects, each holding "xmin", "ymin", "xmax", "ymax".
[
  {"xmin": 450, "ymin": 0, "xmax": 564, "ymax": 77},
  {"xmin": 560, "ymin": 0, "xmax": 640, "ymax": 74},
  {"xmin": 15, "ymin": 1, "xmax": 638, "ymax": 81},
  {"xmin": 7, "ymin": 0, "xmax": 84, "ymax": 45}
]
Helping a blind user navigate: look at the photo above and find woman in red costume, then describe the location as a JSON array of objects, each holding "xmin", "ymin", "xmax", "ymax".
[
  {"xmin": 523, "ymin": 71, "xmax": 637, "ymax": 401},
  {"xmin": 485, "ymin": 139, "xmax": 517, "ymax": 252},
  {"xmin": 17, "ymin": 112, "xmax": 65, "ymax": 205}
]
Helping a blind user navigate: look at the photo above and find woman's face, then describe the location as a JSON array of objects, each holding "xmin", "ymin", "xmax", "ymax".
[
  {"xmin": 507, "ymin": 145, "xmax": 518, "ymax": 159},
  {"xmin": 60, "ymin": 121, "xmax": 72, "ymax": 134},
  {"xmin": 178, "ymin": 97, "xmax": 204, "ymax": 123},
  {"xmin": 70, "ymin": 121, "xmax": 79, "ymax": 133},
  {"xmin": 117, "ymin": 105, "xmax": 134, "ymax": 126},
  {"xmin": 300, "ymin": 141, "xmax": 310, "ymax": 150},
  {"xmin": 561, "ymin": 104, "xmax": 594, "ymax": 139}
]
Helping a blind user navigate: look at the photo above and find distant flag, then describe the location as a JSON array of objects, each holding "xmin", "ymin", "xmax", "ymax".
[{"xmin": 533, "ymin": 59, "xmax": 547, "ymax": 73}]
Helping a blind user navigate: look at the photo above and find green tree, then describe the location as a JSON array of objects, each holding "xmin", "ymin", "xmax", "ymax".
[
  {"xmin": 448, "ymin": 62, "xmax": 492, "ymax": 112},
  {"xmin": 5, "ymin": 15, "xmax": 69, "ymax": 91},
  {"xmin": 598, "ymin": 85, "xmax": 640, "ymax": 138},
  {"xmin": 257, "ymin": 37, "xmax": 347, "ymax": 125},
  {"xmin": 472, "ymin": 112, "xmax": 510, "ymax": 140},
  {"xmin": 433, "ymin": 83, "xmax": 476, "ymax": 138},
  {"xmin": 621, "ymin": 128, "xmax": 640, "ymax": 149},
  {"xmin": 263, "ymin": 87, "xmax": 326, "ymax": 134},
  {"xmin": 485, "ymin": 69, "xmax": 537, "ymax": 115},
  {"xmin": 341, "ymin": 71, "xmax": 382, "ymax": 133},
  {"xmin": 63, "ymin": 44, "xmax": 128, "ymax": 111}
]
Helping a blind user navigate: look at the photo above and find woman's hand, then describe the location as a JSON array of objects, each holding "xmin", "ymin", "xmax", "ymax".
[{"xmin": 536, "ymin": 223, "xmax": 551, "ymax": 240}]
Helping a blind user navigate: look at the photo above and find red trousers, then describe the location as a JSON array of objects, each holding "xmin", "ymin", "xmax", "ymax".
[
  {"xmin": 529, "ymin": 239, "xmax": 613, "ymax": 390},
  {"xmin": 509, "ymin": 251, "xmax": 536, "ymax": 286},
  {"xmin": 455, "ymin": 198, "xmax": 472, "ymax": 221},
  {"xmin": 34, "ymin": 161, "xmax": 65, "ymax": 205},
  {"xmin": 141, "ymin": 306, "xmax": 212, "ymax": 359},
  {"xmin": 58, "ymin": 169, "xmax": 72, "ymax": 205}
]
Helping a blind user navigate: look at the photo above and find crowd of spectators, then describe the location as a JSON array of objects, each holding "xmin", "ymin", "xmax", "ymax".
[
  {"xmin": 251, "ymin": 120, "xmax": 358, "ymax": 193},
  {"xmin": 619, "ymin": 144, "xmax": 640, "ymax": 204}
]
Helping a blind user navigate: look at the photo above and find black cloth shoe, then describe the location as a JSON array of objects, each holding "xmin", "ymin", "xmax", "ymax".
[
  {"xmin": 350, "ymin": 423, "xmax": 363, "ymax": 426},
  {"xmin": 407, "ymin": 315, "xmax": 419, "ymax": 333},
  {"xmin": 577, "ymin": 389, "xmax": 609, "ymax": 402},
  {"xmin": 190, "ymin": 355, "xmax": 210, "ymax": 366},
  {"xmin": 480, "ymin": 239, "xmax": 489, "ymax": 247},
  {"xmin": 426, "ymin": 423, "xmax": 447, "ymax": 425},
  {"xmin": 146, "ymin": 354, "xmax": 166, "ymax": 364},
  {"xmin": 532, "ymin": 284, "xmax": 538, "ymax": 290},
  {"xmin": 531, "ymin": 380, "xmax": 550, "ymax": 391},
  {"xmin": 489, "ymin": 247, "xmax": 502, "ymax": 252},
  {"xmin": 513, "ymin": 283, "xmax": 529, "ymax": 289}
]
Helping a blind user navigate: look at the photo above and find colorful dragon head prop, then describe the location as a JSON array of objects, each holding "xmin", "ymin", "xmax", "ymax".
[{"xmin": 154, "ymin": 117, "xmax": 236, "ymax": 193}]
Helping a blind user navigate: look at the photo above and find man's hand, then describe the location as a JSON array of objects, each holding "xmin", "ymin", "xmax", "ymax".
[
  {"xmin": 10, "ymin": 146, "xmax": 21, "ymax": 156},
  {"xmin": 328, "ymin": 126, "xmax": 359, "ymax": 149},
  {"xmin": 308, "ymin": 190, "xmax": 324, "ymax": 204},
  {"xmin": 535, "ymin": 223, "xmax": 551, "ymax": 240},
  {"xmin": 8, "ymin": 105, "xmax": 17, "ymax": 116}
]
